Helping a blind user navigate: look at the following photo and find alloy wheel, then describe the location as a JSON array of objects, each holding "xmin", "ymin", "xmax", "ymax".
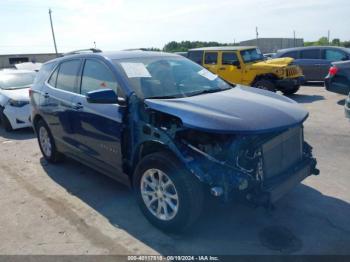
[
  {"xmin": 140, "ymin": 168, "xmax": 179, "ymax": 221},
  {"xmin": 39, "ymin": 126, "xmax": 52, "ymax": 158}
]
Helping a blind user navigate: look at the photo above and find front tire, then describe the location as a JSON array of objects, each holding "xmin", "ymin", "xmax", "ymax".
[
  {"xmin": 35, "ymin": 119, "xmax": 63, "ymax": 163},
  {"xmin": 133, "ymin": 151, "xmax": 204, "ymax": 233},
  {"xmin": 282, "ymin": 85, "xmax": 300, "ymax": 95},
  {"xmin": 253, "ymin": 79, "xmax": 276, "ymax": 92},
  {"xmin": 0, "ymin": 111, "xmax": 13, "ymax": 132}
]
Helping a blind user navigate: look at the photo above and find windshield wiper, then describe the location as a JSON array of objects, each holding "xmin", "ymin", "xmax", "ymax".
[
  {"xmin": 147, "ymin": 94, "xmax": 181, "ymax": 99},
  {"xmin": 186, "ymin": 87, "xmax": 231, "ymax": 97}
]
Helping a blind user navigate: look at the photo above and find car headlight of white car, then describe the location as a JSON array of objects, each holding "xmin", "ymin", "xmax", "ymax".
[{"xmin": 8, "ymin": 99, "xmax": 29, "ymax": 107}]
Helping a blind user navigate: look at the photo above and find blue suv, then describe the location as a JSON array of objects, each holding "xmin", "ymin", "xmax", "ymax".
[{"xmin": 30, "ymin": 49, "xmax": 319, "ymax": 232}]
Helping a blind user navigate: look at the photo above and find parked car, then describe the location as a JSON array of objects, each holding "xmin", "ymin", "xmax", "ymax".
[
  {"xmin": 324, "ymin": 60, "xmax": 350, "ymax": 119},
  {"xmin": 275, "ymin": 46, "xmax": 350, "ymax": 82},
  {"xmin": 325, "ymin": 60, "xmax": 350, "ymax": 95},
  {"xmin": 345, "ymin": 92, "xmax": 350, "ymax": 119},
  {"xmin": 0, "ymin": 69, "xmax": 36, "ymax": 131},
  {"xmin": 263, "ymin": 53, "xmax": 276, "ymax": 59},
  {"xmin": 30, "ymin": 50, "xmax": 318, "ymax": 232},
  {"xmin": 14, "ymin": 62, "xmax": 42, "ymax": 72},
  {"xmin": 187, "ymin": 46, "xmax": 304, "ymax": 95}
]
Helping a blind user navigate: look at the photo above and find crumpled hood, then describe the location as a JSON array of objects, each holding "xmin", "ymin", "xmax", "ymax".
[
  {"xmin": 252, "ymin": 57, "xmax": 294, "ymax": 68},
  {"xmin": 145, "ymin": 86, "xmax": 308, "ymax": 134},
  {"xmin": 0, "ymin": 88, "xmax": 30, "ymax": 102}
]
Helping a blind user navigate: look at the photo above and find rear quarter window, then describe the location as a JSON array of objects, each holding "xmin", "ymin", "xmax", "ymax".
[
  {"xmin": 188, "ymin": 51, "xmax": 204, "ymax": 64},
  {"xmin": 32, "ymin": 62, "xmax": 56, "ymax": 88},
  {"xmin": 324, "ymin": 49, "xmax": 348, "ymax": 62}
]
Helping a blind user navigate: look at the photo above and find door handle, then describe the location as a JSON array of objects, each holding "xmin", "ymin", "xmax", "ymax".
[
  {"xmin": 73, "ymin": 102, "xmax": 84, "ymax": 110},
  {"xmin": 43, "ymin": 92, "xmax": 50, "ymax": 98},
  {"xmin": 219, "ymin": 67, "xmax": 226, "ymax": 70}
]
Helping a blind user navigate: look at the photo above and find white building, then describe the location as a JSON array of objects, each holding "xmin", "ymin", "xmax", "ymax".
[{"xmin": 0, "ymin": 53, "xmax": 60, "ymax": 69}]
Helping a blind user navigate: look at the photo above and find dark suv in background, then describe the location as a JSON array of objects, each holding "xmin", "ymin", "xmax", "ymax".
[
  {"xmin": 274, "ymin": 46, "xmax": 350, "ymax": 81},
  {"xmin": 30, "ymin": 50, "xmax": 318, "ymax": 232}
]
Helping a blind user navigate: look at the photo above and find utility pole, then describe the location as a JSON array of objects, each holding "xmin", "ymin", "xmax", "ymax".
[
  {"xmin": 327, "ymin": 30, "xmax": 330, "ymax": 45},
  {"xmin": 256, "ymin": 26, "xmax": 259, "ymax": 47},
  {"xmin": 293, "ymin": 30, "xmax": 296, "ymax": 47},
  {"xmin": 48, "ymin": 9, "xmax": 58, "ymax": 56},
  {"xmin": 94, "ymin": 41, "xmax": 96, "ymax": 48}
]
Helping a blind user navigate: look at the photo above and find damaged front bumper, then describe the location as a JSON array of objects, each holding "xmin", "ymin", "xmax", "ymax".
[
  {"xmin": 177, "ymin": 128, "xmax": 319, "ymax": 207},
  {"xmin": 249, "ymin": 156, "xmax": 318, "ymax": 206}
]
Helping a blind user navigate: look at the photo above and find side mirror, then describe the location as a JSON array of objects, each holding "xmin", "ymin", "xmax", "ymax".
[{"xmin": 86, "ymin": 89, "xmax": 118, "ymax": 104}]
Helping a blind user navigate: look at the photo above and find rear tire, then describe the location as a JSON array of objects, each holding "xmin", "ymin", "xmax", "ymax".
[
  {"xmin": 0, "ymin": 111, "xmax": 13, "ymax": 132},
  {"xmin": 35, "ymin": 119, "xmax": 64, "ymax": 163},
  {"xmin": 133, "ymin": 151, "xmax": 204, "ymax": 233},
  {"xmin": 253, "ymin": 79, "xmax": 276, "ymax": 92},
  {"xmin": 282, "ymin": 85, "xmax": 300, "ymax": 95}
]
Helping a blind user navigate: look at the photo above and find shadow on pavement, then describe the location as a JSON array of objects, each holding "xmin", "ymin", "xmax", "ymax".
[
  {"xmin": 41, "ymin": 158, "xmax": 350, "ymax": 255},
  {"xmin": 0, "ymin": 126, "xmax": 35, "ymax": 140},
  {"xmin": 287, "ymin": 94, "xmax": 325, "ymax": 104},
  {"xmin": 337, "ymin": 99, "xmax": 346, "ymax": 106},
  {"xmin": 303, "ymin": 82, "xmax": 324, "ymax": 87}
]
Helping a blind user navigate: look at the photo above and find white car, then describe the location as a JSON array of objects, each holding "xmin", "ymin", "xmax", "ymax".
[{"xmin": 0, "ymin": 70, "xmax": 36, "ymax": 131}]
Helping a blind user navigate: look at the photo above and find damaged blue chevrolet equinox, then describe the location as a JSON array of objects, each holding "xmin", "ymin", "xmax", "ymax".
[{"xmin": 30, "ymin": 50, "xmax": 319, "ymax": 232}]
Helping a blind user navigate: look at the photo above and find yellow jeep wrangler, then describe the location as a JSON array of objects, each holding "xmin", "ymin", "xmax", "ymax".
[{"xmin": 187, "ymin": 46, "xmax": 305, "ymax": 95}]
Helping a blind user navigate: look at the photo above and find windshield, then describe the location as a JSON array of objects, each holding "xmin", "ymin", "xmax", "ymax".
[
  {"xmin": 0, "ymin": 72, "xmax": 36, "ymax": 90},
  {"xmin": 241, "ymin": 48, "xmax": 264, "ymax": 63},
  {"xmin": 113, "ymin": 56, "xmax": 232, "ymax": 99}
]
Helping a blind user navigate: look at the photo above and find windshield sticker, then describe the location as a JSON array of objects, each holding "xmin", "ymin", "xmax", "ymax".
[
  {"xmin": 121, "ymin": 62, "xmax": 152, "ymax": 78},
  {"xmin": 198, "ymin": 69, "xmax": 217, "ymax": 81}
]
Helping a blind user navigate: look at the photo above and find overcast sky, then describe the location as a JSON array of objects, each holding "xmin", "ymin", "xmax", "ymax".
[{"xmin": 0, "ymin": 0, "xmax": 349, "ymax": 54}]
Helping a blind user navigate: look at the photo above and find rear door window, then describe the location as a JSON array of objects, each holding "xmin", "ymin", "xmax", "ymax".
[
  {"xmin": 324, "ymin": 49, "xmax": 348, "ymax": 62},
  {"xmin": 48, "ymin": 67, "xmax": 58, "ymax": 87},
  {"xmin": 56, "ymin": 60, "xmax": 81, "ymax": 93},
  {"xmin": 204, "ymin": 52, "xmax": 218, "ymax": 64},
  {"xmin": 300, "ymin": 49, "xmax": 320, "ymax": 59},
  {"xmin": 81, "ymin": 59, "xmax": 118, "ymax": 95}
]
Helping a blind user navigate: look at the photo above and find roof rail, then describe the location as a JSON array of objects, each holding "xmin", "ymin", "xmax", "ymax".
[
  {"xmin": 122, "ymin": 48, "xmax": 145, "ymax": 51},
  {"xmin": 62, "ymin": 48, "xmax": 102, "ymax": 56}
]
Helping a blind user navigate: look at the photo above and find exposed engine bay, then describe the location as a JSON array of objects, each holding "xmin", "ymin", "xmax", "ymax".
[{"xmin": 127, "ymin": 100, "xmax": 319, "ymax": 207}]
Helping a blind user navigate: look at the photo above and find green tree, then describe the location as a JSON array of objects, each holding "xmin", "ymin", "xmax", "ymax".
[
  {"xmin": 331, "ymin": 38, "xmax": 340, "ymax": 46},
  {"xmin": 342, "ymin": 41, "xmax": 350, "ymax": 48},
  {"xmin": 317, "ymin": 37, "xmax": 329, "ymax": 45},
  {"xmin": 163, "ymin": 41, "xmax": 236, "ymax": 52}
]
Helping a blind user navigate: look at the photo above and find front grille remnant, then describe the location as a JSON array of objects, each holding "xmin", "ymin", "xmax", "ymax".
[{"xmin": 262, "ymin": 127, "xmax": 303, "ymax": 180}]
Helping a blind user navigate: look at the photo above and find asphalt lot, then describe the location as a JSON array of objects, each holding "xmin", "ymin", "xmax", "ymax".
[{"xmin": 0, "ymin": 84, "xmax": 349, "ymax": 255}]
